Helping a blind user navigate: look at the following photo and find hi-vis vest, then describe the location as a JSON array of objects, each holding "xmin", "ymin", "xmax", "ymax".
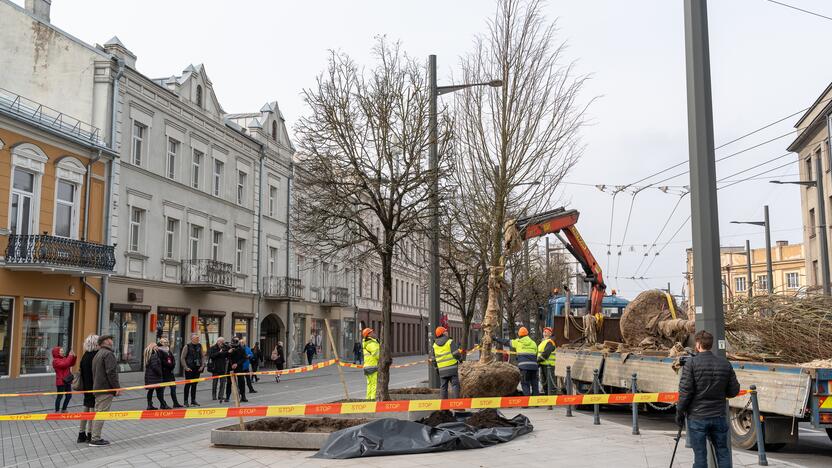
[
  {"xmin": 538, "ymin": 339, "xmax": 556, "ymax": 366},
  {"xmin": 432, "ymin": 339, "xmax": 459, "ymax": 377},
  {"xmin": 363, "ymin": 338, "xmax": 380, "ymax": 375},
  {"xmin": 511, "ymin": 336, "xmax": 539, "ymax": 371}
]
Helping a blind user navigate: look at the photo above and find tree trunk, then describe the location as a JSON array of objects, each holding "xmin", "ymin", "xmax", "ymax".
[{"xmin": 377, "ymin": 251, "xmax": 394, "ymax": 401}]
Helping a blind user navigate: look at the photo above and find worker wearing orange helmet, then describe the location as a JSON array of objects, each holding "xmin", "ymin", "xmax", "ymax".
[
  {"xmin": 493, "ymin": 326, "xmax": 539, "ymax": 396},
  {"xmin": 361, "ymin": 328, "xmax": 380, "ymax": 400},
  {"xmin": 428, "ymin": 326, "xmax": 464, "ymax": 399},
  {"xmin": 538, "ymin": 327, "xmax": 557, "ymax": 399}
]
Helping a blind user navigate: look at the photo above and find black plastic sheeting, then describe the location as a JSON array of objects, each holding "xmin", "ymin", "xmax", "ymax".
[{"xmin": 313, "ymin": 411, "xmax": 533, "ymax": 459}]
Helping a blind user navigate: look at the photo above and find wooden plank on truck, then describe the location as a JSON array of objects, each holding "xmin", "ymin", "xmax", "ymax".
[
  {"xmin": 733, "ymin": 363, "xmax": 811, "ymax": 418},
  {"xmin": 555, "ymin": 349, "xmax": 604, "ymax": 382},
  {"xmin": 602, "ymin": 353, "xmax": 681, "ymax": 392}
]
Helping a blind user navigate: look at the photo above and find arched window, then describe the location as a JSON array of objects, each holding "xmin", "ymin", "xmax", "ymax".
[
  {"xmin": 196, "ymin": 85, "xmax": 203, "ymax": 108},
  {"xmin": 271, "ymin": 121, "xmax": 277, "ymax": 141}
]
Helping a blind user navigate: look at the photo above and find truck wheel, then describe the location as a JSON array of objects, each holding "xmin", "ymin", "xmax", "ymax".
[
  {"xmin": 827, "ymin": 428, "xmax": 832, "ymax": 442},
  {"xmin": 729, "ymin": 408, "xmax": 757, "ymax": 450}
]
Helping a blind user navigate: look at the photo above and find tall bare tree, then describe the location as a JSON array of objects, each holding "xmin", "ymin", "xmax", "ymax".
[
  {"xmin": 292, "ymin": 39, "xmax": 452, "ymax": 400},
  {"xmin": 454, "ymin": 0, "xmax": 589, "ymax": 361}
]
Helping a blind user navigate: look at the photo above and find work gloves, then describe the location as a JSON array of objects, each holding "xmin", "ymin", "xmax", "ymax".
[{"xmin": 675, "ymin": 411, "xmax": 686, "ymax": 428}]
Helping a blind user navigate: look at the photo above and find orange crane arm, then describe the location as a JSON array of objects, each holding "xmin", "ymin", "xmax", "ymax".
[{"xmin": 515, "ymin": 207, "xmax": 606, "ymax": 316}]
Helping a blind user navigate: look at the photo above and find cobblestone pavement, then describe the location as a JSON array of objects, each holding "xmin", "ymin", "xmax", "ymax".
[{"xmin": 2, "ymin": 356, "xmax": 831, "ymax": 467}]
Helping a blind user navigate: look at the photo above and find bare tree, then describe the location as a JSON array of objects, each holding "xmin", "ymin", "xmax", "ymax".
[
  {"xmin": 292, "ymin": 39, "xmax": 452, "ymax": 400},
  {"xmin": 454, "ymin": 0, "xmax": 589, "ymax": 362}
]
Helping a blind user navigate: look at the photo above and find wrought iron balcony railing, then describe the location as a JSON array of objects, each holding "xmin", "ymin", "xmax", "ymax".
[
  {"xmin": 321, "ymin": 286, "xmax": 350, "ymax": 306},
  {"xmin": 4, "ymin": 234, "xmax": 115, "ymax": 272},
  {"xmin": 181, "ymin": 259, "xmax": 234, "ymax": 290},
  {"xmin": 262, "ymin": 276, "xmax": 304, "ymax": 300}
]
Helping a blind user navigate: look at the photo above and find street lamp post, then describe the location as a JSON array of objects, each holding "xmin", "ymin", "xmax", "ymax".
[
  {"xmin": 730, "ymin": 205, "xmax": 773, "ymax": 294},
  {"xmin": 428, "ymin": 55, "xmax": 502, "ymax": 388},
  {"xmin": 771, "ymin": 174, "xmax": 831, "ymax": 294}
]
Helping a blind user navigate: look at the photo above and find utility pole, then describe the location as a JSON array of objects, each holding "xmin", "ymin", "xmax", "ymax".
[
  {"xmin": 428, "ymin": 54, "xmax": 440, "ymax": 388},
  {"xmin": 684, "ymin": 0, "xmax": 726, "ymax": 356},
  {"xmin": 745, "ymin": 239, "xmax": 753, "ymax": 298},
  {"xmin": 763, "ymin": 206, "xmax": 773, "ymax": 294}
]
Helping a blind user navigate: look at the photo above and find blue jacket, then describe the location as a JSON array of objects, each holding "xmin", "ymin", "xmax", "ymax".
[{"xmin": 243, "ymin": 345, "xmax": 253, "ymax": 371}]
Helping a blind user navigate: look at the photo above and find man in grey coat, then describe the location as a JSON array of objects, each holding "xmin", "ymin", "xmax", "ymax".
[{"xmin": 89, "ymin": 335, "xmax": 121, "ymax": 447}]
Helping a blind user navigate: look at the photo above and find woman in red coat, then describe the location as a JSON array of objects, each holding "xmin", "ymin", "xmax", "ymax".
[{"xmin": 52, "ymin": 346, "xmax": 76, "ymax": 413}]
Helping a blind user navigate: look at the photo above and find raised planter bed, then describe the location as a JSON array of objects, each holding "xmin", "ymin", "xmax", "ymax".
[{"xmin": 211, "ymin": 417, "xmax": 368, "ymax": 450}]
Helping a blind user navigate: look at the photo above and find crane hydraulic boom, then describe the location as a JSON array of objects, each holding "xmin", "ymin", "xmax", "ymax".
[{"xmin": 515, "ymin": 207, "xmax": 606, "ymax": 317}]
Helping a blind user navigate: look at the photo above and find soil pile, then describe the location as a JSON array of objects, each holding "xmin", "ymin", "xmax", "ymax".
[
  {"xmin": 459, "ymin": 360, "xmax": 520, "ymax": 398},
  {"xmin": 620, "ymin": 290, "xmax": 688, "ymax": 348},
  {"xmin": 418, "ymin": 410, "xmax": 457, "ymax": 427},
  {"xmin": 238, "ymin": 417, "xmax": 368, "ymax": 433},
  {"xmin": 465, "ymin": 409, "xmax": 514, "ymax": 429},
  {"xmin": 390, "ymin": 387, "xmax": 438, "ymax": 395}
]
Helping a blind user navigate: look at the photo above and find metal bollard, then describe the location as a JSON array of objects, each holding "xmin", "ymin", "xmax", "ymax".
[
  {"xmin": 592, "ymin": 368, "xmax": 600, "ymax": 425},
  {"xmin": 631, "ymin": 373, "xmax": 640, "ymax": 435},
  {"xmin": 750, "ymin": 385, "xmax": 768, "ymax": 466},
  {"xmin": 565, "ymin": 366, "xmax": 573, "ymax": 417}
]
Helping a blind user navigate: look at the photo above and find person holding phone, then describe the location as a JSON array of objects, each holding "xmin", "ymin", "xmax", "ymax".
[{"xmin": 52, "ymin": 345, "xmax": 76, "ymax": 413}]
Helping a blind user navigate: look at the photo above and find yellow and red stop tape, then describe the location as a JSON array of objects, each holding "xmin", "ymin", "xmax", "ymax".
[
  {"xmin": 338, "ymin": 360, "xmax": 426, "ymax": 370},
  {"xmin": 0, "ymin": 391, "xmax": 748, "ymax": 421}
]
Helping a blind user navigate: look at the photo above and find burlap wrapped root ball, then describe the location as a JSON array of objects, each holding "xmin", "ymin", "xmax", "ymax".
[
  {"xmin": 459, "ymin": 360, "xmax": 520, "ymax": 398},
  {"xmin": 620, "ymin": 289, "xmax": 688, "ymax": 348}
]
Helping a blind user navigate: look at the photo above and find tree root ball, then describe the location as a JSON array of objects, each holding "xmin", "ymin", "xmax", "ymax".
[
  {"xmin": 620, "ymin": 289, "xmax": 687, "ymax": 347},
  {"xmin": 459, "ymin": 360, "xmax": 520, "ymax": 398}
]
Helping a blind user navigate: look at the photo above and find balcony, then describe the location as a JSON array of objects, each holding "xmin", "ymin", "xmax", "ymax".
[
  {"xmin": 262, "ymin": 276, "xmax": 304, "ymax": 300},
  {"xmin": 181, "ymin": 259, "xmax": 234, "ymax": 290},
  {"xmin": 3, "ymin": 234, "xmax": 115, "ymax": 275},
  {"xmin": 321, "ymin": 286, "xmax": 350, "ymax": 306}
]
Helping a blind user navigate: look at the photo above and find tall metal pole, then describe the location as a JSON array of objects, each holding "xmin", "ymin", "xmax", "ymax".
[
  {"xmin": 814, "ymin": 156, "xmax": 831, "ymax": 294},
  {"xmin": 428, "ymin": 54, "xmax": 440, "ymax": 388},
  {"xmin": 763, "ymin": 205, "xmax": 773, "ymax": 294},
  {"xmin": 286, "ymin": 167, "xmax": 294, "ymax": 367},
  {"xmin": 745, "ymin": 239, "xmax": 753, "ymax": 298},
  {"xmin": 684, "ymin": 0, "xmax": 726, "ymax": 357}
]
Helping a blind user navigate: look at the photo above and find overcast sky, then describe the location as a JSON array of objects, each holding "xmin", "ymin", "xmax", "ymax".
[{"xmin": 31, "ymin": 0, "xmax": 832, "ymax": 299}]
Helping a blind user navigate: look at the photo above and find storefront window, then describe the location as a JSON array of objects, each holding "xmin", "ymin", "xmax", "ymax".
[
  {"xmin": 342, "ymin": 318, "xmax": 355, "ymax": 359},
  {"xmin": 311, "ymin": 318, "xmax": 324, "ymax": 355},
  {"xmin": 20, "ymin": 299, "xmax": 73, "ymax": 375},
  {"xmin": 110, "ymin": 311, "xmax": 145, "ymax": 372},
  {"xmin": 233, "ymin": 317, "xmax": 251, "ymax": 342},
  {"xmin": 294, "ymin": 316, "xmax": 306, "ymax": 357},
  {"xmin": 199, "ymin": 316, "xmax": 222, "ymax": 353},
  {"xmin": 156, "ymin": 313, "xmax": 186, "ymax": 374},
  {"xmin": 0, "ymin": 298, "xmax": 13, "ymax": 376}
]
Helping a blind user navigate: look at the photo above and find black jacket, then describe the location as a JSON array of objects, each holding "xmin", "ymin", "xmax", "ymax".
[
  {"xmin": 677, "ymin": 350, "xmax": 741, "ymax": 420},
  {"xmin": 80, "ymin": 350, "xmax": 98, "ymax": 408},
  {"xmin": 227, "ymin": 345, "xmax": 248, "ymax": 372},
  {"xmin": 208, "ymin": 344, "xmax": 229, "ymax": 374},
  {"xmin": 158, "ymin": 348, "xmax": 176, "ymax": 381},
  {"xmin": 144, "ymin": 351, "xmax": 164, "ymax": 385}
]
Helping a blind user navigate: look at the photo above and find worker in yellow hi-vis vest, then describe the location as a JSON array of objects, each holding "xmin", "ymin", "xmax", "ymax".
[
  {"xmin": 494, "ymin": 327, "xmax": 539, "ymax": 396},
  {"xmin": 361, "ymin": 328, "xmax": 380, "ymax": 400},
  {"xmin": 428, "ymin": 326, "xmax": 464, "ymax": 399},
  {"xmin": 537, "ymin": 327, "xmax": 557, "ymax": 397}
]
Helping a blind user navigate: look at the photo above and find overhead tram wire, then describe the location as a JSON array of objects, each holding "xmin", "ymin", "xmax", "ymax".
[
  {"xmin": 632, "ymin": 192, "xmax": 688, "ymax": 278},
  {"xmin": 765, "ymin": 0, "xmax": 832, "ymax": 22}
]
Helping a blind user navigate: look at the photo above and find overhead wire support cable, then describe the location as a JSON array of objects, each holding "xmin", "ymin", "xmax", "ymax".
[{"xmin": 765, "ymin": 0, "xmax": 832, "ymax": 22}]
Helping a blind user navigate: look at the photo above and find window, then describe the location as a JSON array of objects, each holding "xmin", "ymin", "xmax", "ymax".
[
  {"xmin": 810, "ymin": 208, "xmax": 817, "ymax": 236},
  {"xmin": 756, "ymin": 274, "xmax": 769, "ymax": 291},
  {"xmin": 237, "ymin": 170, "xmax": 247, "ymax": 205},
  {"xmin": 786, "ymin": 272, "xmax": 800, "ymax": 289},
  {"xmin": 189, "ymin": 224, "xmax": 203, "ymax": 260},
  {"xmin": 20, "ymin": 299, "xmax": 73, "ymax": 375},
  {"xmin": 167, "ymin": 138, "xmax": 179, "ymax": 180},
  {"xmin": 128, "ymin": 207, "xmax": 145, "ymax": 252},
  {"xmin": 0, "ymin": 297, "xmax": 13, "ymax": 377},
  {"xmin": 271, "ymin": 121, "xmax": 277, "ymax": 141},
  {"xmin": 191, "ymin": 150, "xmax": 203, "ymax": 189},
  {"xmin": 236, "ymin": 237, "xmax": 245, "ymax": 273},
  {"xmin": 268, "ymin": 185, "xmax": 277, "ymax": 217},
  {"xmin": 10, "ymin": 168, "xmax": 36, "ymax": 235},
  {"xmin": 268, "ymin": 247, "xmax": 278, "ymax": 275},
  {"xmin": 109, "ymin": 310, "xmax": 145, "ymax": 372},
  {"xmin": 198, "ymin": 316, "xmax": 222, "ymax": 353},
  {"xmin": 813, "ymin": 260, "xmax": 820, "ymax": 286},
  {"xmin": 212, "ymin": 159, "xmax": 224, "ymax": 197},
  {"xmin": 164, "ymin": 218, "xmax": 179, "ymax": 259},
  {"xmin": 131, "ymin": 122, "xmax": 145, "ymax": 166},
  {"xmin": 234, "ymin": 317, "xmax": 251, "ymax": 341},
  {"xmin": 735, "ymin": 276, "xmax": 746, "ymax": 292},
  {"xmin": 359, "ymin": 269, "xmax": 364, "ymax": 297},
  {"xmin": 54, "ymin": 180, "xmax": 77, "ymax": 238},
  {"xmin": 805, "ymin": 156, "xmax": 813, "ymax": 182},
  {"xmin": 196, "ymin": 85, "xmax": 203, "ymax": 108},
  {"xmin": 211, "ymin": 230, "xmax": 223, "ymax": 261}
]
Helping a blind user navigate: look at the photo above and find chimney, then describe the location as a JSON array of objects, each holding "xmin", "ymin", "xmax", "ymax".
[{"xmin": 25, "ymin": 0, "xmax": 51, "ymax": 22}]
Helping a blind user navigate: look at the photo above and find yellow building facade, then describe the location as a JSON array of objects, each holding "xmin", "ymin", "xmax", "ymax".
[{"xmin": 0, "ymin": 92, "xmax": 116, "ymax": 378}]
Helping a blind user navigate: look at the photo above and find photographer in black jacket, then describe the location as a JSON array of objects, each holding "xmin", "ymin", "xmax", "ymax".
[
  {"xmin": 676, "ymin": 330, "xmax": 741, "ymax": 468},
  {"xmin": 208, "ymin": 337, "xmax": 230, "ymax": 402}
]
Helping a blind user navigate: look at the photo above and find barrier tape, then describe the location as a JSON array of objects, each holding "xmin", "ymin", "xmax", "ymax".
[
  {"xmin": 338, "ymin": 360, "xmax": 427, "ymax": 370},
  {"xmin": 0, "ymin": 391, "xmax": 748, "ymax": 421},
  {"xmin": 0, "ymin": 359, "xmax": 338, "ymax": 398}
]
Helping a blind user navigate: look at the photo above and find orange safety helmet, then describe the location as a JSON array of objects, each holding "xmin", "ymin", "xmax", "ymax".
[
  {"xmin": 361, "ymin": 328, "xmax": 374, "ymax": 338},
  {"xmin": 435, "ymin": 326, "xmax": 447, "ymax": 337},
  {"xmin": 518, "ymin": 326, "xmax": 529, "ymax": 337},
  {"xmin": 543, "ymin": 327, "xmax": 553, "ymax": 335}
]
